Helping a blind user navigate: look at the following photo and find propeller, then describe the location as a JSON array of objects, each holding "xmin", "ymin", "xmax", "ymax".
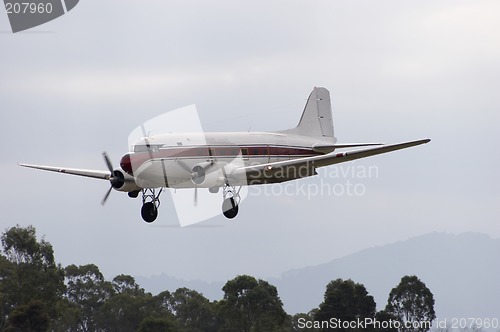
[
  {"xmin": 194, "ymin": 183, "xmax": 198, "ymax": 206},
  {"xmin": 102, "ymin": 186, "xmax": 113, "ymax": 206},
  {"xmin": 175, "ymin": 159, "xmax": 211, "ymax": 207},
  {"xmin": 174, "ymin": 148, "xmax": 239, "ymax": 208},
  {"xmin": 101, "ymin": 152, "xmax": 124, "ymax": 206}
]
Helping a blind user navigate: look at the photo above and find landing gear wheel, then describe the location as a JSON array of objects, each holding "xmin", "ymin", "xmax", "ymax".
[
  {"xmin": 222, "ymin": 197, "xmax": 239, "ymax": 219},
  {"xmin": 141, "ymin": 202, "xmax": 158, "ymax": 223}
]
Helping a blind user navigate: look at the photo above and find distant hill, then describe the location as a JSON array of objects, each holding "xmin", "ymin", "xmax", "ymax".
[
  {"xmin": 270, "ymin": 232, "xmax": 500, "ymax": 318},
  {"xmin": 136, "ymin": 273, "xmax": 224, "ymax": 301},
  {"xmin": 137, "ymin": 232, "xmax": 500, "ymax": 319}
]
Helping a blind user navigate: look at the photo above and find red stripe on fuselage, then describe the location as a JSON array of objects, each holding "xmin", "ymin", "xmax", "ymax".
[{"xmin": 120, "ymin": 145, "xmax": 322, "ymax": 176}]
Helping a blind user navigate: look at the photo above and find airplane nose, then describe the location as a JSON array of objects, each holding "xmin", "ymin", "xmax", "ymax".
[{"xmin": 120, "ymin": 154, "xmax": 133, "ymax": 176}]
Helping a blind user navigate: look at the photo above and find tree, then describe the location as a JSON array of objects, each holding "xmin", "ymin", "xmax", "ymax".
[
  {"xmin": 112, "ymin": 274, "xmax": 143, "ymax": 296},
  {"xmin": 168, "ymin": 287, "xmax": 217, "ymax": 332},
  {"xmin": 0, "ymin": 225, "xmax": 65, "ymax": 329},
  {"xmin": 218, "ymin": 275, "xmax": 288, "ymax": 332},
  {"xmin": 4, "ymin": 300, "xmax": 49, "ymax": 332},
  {"xmin": 141, "ymin": 290, "xmax": 179, "ymax": 331},
  {"xmin": 292, "ymin": 312, "xmax": 320, "ymax": 331},
  {"xmin": 95, "ymin": 274, "xmax": 152, "ymax": 332},
  {"xmin": 61, "ymin": 264, "xmax": 113, "ymax": 331},
  {"xmin": 0, "ymin": 254, "xmax": 15, "ymax": 329},
  {"xmin": 314, "ymin": 278, "xmax": 376, "ymax": 331},
  {"xmin": 374, "ymin": 310, "xmax": 398, "ymax": 332},
  {"xmin": 148, "ymin": 290, "xmax": 174, "ymax": 316},
  {"xmin": 137, "ymin": 317, "xmax": 178, "ymax": 332},
  {"xmin": 385, "ymin": 275, "xmax": 435, "ymax": 332}
]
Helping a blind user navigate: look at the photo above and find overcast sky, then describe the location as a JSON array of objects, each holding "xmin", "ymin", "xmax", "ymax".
[{"xmin": 1, "ymin": 1, "xmax": 499, "ymax": 283}]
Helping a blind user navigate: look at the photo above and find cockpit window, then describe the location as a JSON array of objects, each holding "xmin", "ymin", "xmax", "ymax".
[{"xmin": 134, "ymin": 145, "xmax": 160, "ymax": 153}]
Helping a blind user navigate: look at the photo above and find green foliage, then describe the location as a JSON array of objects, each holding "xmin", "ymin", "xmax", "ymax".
[
  {"xmin": 0, "ymin": 225, "xmax": 65, "ymax": 330},
  {"xmin": 168, "ymin": 287, "xmax": 218, "ymax": 331},
  {"xmin": 137, "ymin": 317, "xmax": 177, "ymax": 332},
  {"xmin": 62, "ymin": 264, "xmax": 113, "ymax": 331},
  {"xmin": 95, "ymin": 275, "xmax": 151, "ymax": 332},
  {"xmin": 0, "ymin": 226, "xmax": 440, "ymax": 332},
  {"xmin": 291, "ymin": 312, "xmax": 320, "ymax": 331},
  {"xmin": 112, "ymin": 274, "xmax": 143, "ymax": 295},
  {"xmin": 385, "ymin": 275, "xmax": 435, "ymax": 332},
  {"xmin": 314, "ymin": 278, "xmax": 376, "ymax": 331},
  {"xmin": 4, "ymin": 300, "xmax": 49, "ymax": 332},
  {"xmin": 218, "ymin": 275, "xmax": 289, "ymax": 332},
  {"xmin": 374, "ymin": 310, "xmax": 399, "ymax": 332},
  {"xmin": 2, "ymin": 225, "xmax": 54, "ymax": 266}
]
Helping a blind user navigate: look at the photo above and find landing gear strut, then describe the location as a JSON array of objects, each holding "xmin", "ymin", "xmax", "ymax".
[
  {"xmin": 141, "ymin": 188, "xmax": 162, "ymax": 223},
  {"xmin": 139, "ymin": 184, "xmax": 241, "ymax": 222},
  {"xmin": 222, "ymin": 184, "xmax": 241, "ymax": 219}
]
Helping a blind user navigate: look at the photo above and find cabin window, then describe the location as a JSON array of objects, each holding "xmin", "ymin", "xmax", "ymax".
[
  {"xmin": 253, "ymin": 148, "xmax": 259, "ymax": 155},
  {"xmin": 241, "ymin": 148, "xmax": 248, "ymax": 156}
]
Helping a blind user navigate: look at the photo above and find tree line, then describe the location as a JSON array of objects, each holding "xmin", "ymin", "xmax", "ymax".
[{"xmin": 0, "ymin": 225, "xmax": 435, "ymax": 331}]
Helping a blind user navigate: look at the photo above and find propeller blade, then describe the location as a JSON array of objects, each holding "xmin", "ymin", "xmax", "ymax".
[
  {"xmin": 101, "ymin": 185, "xmax": 113, "ymax": 206},
  {"xmin": 140, "ymin": 124, "xmax": 148, "ymax": 138},
  {"xmin": 176, "ymin": 159, "xmax": 192, "ymax": 173},
  {"xmin": 194, "ymin": 186, "xmax": 198, "ymax": 207},
  {"xmin": 103, "ymin": 152, "xmax": 114, "ymax": 173}
]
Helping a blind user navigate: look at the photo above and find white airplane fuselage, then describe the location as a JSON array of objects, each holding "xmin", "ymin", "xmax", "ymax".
[{"xmin": 122, "ymin": 131, "xmax": 330, "ymax": 189}]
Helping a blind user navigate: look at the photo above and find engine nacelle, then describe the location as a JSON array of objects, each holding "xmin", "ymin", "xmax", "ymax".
[
  {"xmin": 223, "ymin": 163, "xmax": 248, "ymax": 186},
  {"xmin": 111, "ymin": 169, "xmax": 142, "ymax": 192},
  {"xmin": 189, "ymin": 162, "xmax": 248, "ymax": 188},
  {"xmin": 190, "ymin": 164, "xmax": 223, "ymax": 188}
]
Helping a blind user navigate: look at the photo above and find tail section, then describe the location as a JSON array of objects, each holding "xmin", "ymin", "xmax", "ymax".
[{"xmin": 279, "ymin": 87, "xmax": 335, "ymax": 142}]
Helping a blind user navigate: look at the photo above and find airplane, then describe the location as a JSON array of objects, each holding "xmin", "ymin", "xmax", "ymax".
[{"xmin": 19, "ymin": 87, "xmax": 430, "ymax": 223}]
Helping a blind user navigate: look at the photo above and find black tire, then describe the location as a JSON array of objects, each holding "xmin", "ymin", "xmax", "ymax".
[
  {"xmin": 141, "ymin": 202, "xmax": 158, "ymax": 223},
  {"xmin": 222, "ymin": 197, "xmax": 238, "ymax": 219},
  {"xmin": 128, "ymin": 190, "xmax": 140, "ymax": 198}
]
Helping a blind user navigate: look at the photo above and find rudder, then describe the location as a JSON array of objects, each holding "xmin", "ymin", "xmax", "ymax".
[{"xmin": 279, "ymin": 87, "xmax": 335, "ymax": 142}]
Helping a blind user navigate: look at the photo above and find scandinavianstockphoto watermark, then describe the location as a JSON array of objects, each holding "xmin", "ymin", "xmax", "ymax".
[
  {"xmin": 297, "ymin": 317, "xmax": 499, "ymax": 331},
  {"xmin": 3, "ymin": 0, "xmax": 79, "ymax": 33},
  {"xmin": 249, "ymin": 164, "xmax": 379, "ymax": 199},
  {"xmin": 297, "ymin": 317, "xmax": 432, "ymax": 330}
]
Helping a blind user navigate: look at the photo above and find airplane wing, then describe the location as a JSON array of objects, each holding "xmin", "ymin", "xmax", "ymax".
[
  {"xmin": 19, "ymin": 163, "xmax": 111, "ymax": 180},
  {"xmin": 229, "ymin": 138, "xmax": 431, "ymax": 183},
  {"xmin": 312, "ymin": 142, "xmax": 383, "ymax": 153}
]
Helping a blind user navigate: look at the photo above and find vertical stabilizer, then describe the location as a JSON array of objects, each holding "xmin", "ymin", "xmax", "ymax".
[{"xmin": 278, "ymin": 87, "xmax": 335, "ymax": 142}]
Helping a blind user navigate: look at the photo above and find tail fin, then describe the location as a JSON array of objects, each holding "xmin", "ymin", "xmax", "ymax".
[{"xmin": 279, "ymin": 87, "xmax": 335, "ymax": 142}]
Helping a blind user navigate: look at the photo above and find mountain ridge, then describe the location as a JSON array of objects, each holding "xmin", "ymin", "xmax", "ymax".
[{"xmin": 136, "ymin": 232, "xmax": 500, "ymax": 318}]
